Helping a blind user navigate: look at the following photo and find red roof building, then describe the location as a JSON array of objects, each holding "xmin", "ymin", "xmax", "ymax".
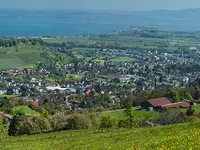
[
  {"xmin": 161, "ymin": 101, "xmax": 190, "ymax": 109},
  {"xmin": 140, "ymin": 97, "xmax": 172, "ymax": 110},
  {"xmin": 25, "ymin": 100, "xmax": 39, "ymax": 107},
  {"xmin": 141, "ymin": 97, "xmax": 191, "ymax": 111},
  {"xmin": 147, "ymin": 97, "xmax": 172, "ymax": 107}
]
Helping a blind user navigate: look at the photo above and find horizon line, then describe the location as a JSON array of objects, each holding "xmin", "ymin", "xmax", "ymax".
[{"xmin": 0, "ymin": 7, "xmax": 199, "ymax": 12}]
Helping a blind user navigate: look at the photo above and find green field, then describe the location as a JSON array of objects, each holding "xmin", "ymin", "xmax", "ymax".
[
  {"xmin": 1, "ymin": 121, "xmax": 200, "ymax": 149},
  {"xmin": 109, "ymin": 56, "xmax": 134, "ymax": 62},
  {"xmin": 0, "ymin": 44, "xmax": 73, "ymax": 69},
  {"xmin": 0, "ymin": 44, "xmax": 45, "ymax": 69},
  {"xmin": 42, "ymin": 37, "xmax": 93, "ymax": 44},
  {"xmin": 102, "ymin": 108, "xmax": 157, "ymax": 120},
  {"xmin": 65, "ymin": 74, "xmax": 83, "ymax": 82},
  {"xmin": 44, "ymin": 74, "xmax": 83, "ymax": 82},
  {"xmin": 10, "ymin": 106, "xmax": 40, "ymax": 116},
  {"xmin": 0, "ymin": 94, "xmax": 19, "ymax": 98}
]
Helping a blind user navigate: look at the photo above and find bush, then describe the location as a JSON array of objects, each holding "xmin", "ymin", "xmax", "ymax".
[
  {"xmin": 184, "ymin": 116, "xmax": 200, "ymax": 123},
  {"xmin": 0, "ymin": 115, "xmax": 8, "ymax": 138},
  {"xmin": 118, "ymin": 119, "xmax": 128, "ymax": 128},
  {"xmin": 50, "ymin": 113, "xmax": 69, "ymax": 131},
  {"xmin": 95, "ymin": 107, "xmax": 106, "ymax": 112},
  {"xmin": 86, "ymin": 112, "xmax": 100, "ymax": 128},
  {"xmin": 100, "ymin": 115, "xmax": 119, "ymax": 128},
  {"xmin": 138, "ymin": 118, "xmax": 154, "ymax": 127},
  {"xmin": 152, "ymin": 109, "xmax": 184, "ymax": 125},
  {"xmin": 12, "ymin": 115, "xmax": 52, "ymax": 135},
  {"xmin": 186, "ymin": 108, "xmax": 195, "ymax": 116},
  {"xmin": 66, "ymin": 113, "xmax": 91, "ymax": 130}
]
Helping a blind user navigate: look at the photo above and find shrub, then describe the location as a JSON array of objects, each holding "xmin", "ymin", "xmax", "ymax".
[
  {"xmin": 66, "ymin": 113, "xmax": 91, "ymax": 130},
  {"xmin": 152, "ymin": 109, "xmax": 184, "ymax": 125},
  {"xmin": 95, "ymin": 107, "xmax": 106, "ymax": 112},
  {"xmin": 118, "ymin": 119, "xmax": 128, "ymax": 128},
  {"xmin": 12, "ymin": 115, "xmax": 52, "ymax": 135},
  {"xmin": 50, "ymin": 113, "xmax": 69, "ymax": 131},
  {"xmin": 0, "ymin": 115, "xmax": 8, "ymax": 138},
  {"xmin": 138, "ymin": 118, "xmax": 154, "ymax": 127},
  {"xmin": 100, "ymin": 115, "xmax": 119, "ymax": 128},
  {"xmin": 86, "ymin": 112, "xmax": 100, "ymax": 128},
  {"xmin": 186, "ymin": 108, "xmax": 195, "ymax": 116},
  {"xmin": 184, "ymin": 116, "xmax": 200, "ymax": 123}
]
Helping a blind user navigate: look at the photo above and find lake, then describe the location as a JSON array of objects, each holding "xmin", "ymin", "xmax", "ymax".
[{"xmin": 0, "ymin": 9, "xmax": 199, "ymax": 36}]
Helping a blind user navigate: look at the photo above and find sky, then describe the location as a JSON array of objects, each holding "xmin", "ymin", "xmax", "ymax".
[{"xmin": 1, "ymin": 0, "xmax": 200, "ymax": 11}]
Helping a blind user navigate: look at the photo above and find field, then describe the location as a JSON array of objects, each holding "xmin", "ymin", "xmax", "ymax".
[
  {"xmin": 102, "ymin": 108, "xmax": 157, "ymax": 119},
  {"xmin": 0, "ymin": 43, "xmax": 74, "ymax": 69},
  {"xmin": 0, "ymin": 121, "xmax": 200, "ymax": 149},
  {"xmin": 42, "ymin": 36, "xmax": 93, "ymax": 44},
  {"xmin": 10, "ymin": 106, "xmax": 40, "ymax": 115},
  {"xmin": 44, "ymin": 74, "xmax": 83, "ymax": 82},
  {"xmin": 0, "ymin": 94, "xmax": 19, "ymax": 98},
  {"xmin": 0, "ymin": 44, "xmax": 45, "ymax": 69},
  {"xmin": 42, "ymin": 32, "xmax": 200, "ymax": 53}
]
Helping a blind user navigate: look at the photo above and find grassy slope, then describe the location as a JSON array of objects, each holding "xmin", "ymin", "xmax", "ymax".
[
  {"xmin": 0, "ymin": 44, "xmax": 72, "ymax": 69},
  {"xmin": 1, "ymin": 122, "xmax": 200, "ymax": 149},
  {"xmin": 102, "ymin": 108, "xmax": 157, "ymax": 120},
  {"xmin": 0, "ymin": 94, "xmax": 19, "ymax": 98},
  {"xmin": 0, "ymin": 44, "xmax": 45, "ymax": 69},
  {"xmin": 10, "ymin": 106, "xmax": 40, "ymax": 115}
]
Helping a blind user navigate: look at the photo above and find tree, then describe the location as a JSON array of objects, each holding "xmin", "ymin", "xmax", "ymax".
[
  {"xmin": 185, "ymin": 92, "xmax": 193, "ymax": 101},
  {"xmin": 124, "ymin": 98, "xmax": 136, "ymax": 128},
  {"xmin": 91, "ymin": 89, "xmax": 96, "ymax": 96},
  {"xmin": 185, "ymin": 92, "xmax": 194, "ymax": 106},
  {"xmin": 169, "ymin": 89, "xmax": 180, "ymax": 103},
  {"xmin": 121, "ymin": 95, "xmax": 135, "ymax": 108},
  {"xmin": 195, "ymin": 89, "xmax": 200, "ymax": 100}
]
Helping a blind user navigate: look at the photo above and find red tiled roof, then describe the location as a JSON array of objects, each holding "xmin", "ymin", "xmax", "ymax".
[
  {"xmin": 162, "ymin": 101, "xmax": 190, "ymax": 109},
  {"xmin": 25, "ymin": 100, "xmax": 39, "ymax": 106},
  {"xmin": 65, "ymin": 69, "xmax": 71, "ymax": 73},
  {"xmin": 147, "ymin": 97, "xmax": 172, "ymax": 107},
  {"xmin": 7, "ymin": 71, "xmax": 14, "ymax": 75}
]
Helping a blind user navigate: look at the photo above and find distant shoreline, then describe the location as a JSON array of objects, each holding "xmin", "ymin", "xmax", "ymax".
[{"xmin": 0, "ymin": 9, "xmax": 200, "ymax": 37}]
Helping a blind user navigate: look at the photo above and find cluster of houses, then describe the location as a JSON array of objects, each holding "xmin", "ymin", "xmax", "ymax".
[
  {"xmin": 74, "ymin": 47, "xmax": 199, "ymax": 91},
  {"xmin": 0, "ymin": 45, "xmax": 200, "ymax": 112}
]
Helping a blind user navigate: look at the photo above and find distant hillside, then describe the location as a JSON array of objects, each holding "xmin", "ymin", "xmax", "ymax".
[{"xmin": 0, "ymin": 44, "xmax": 72, "ymax": 69}]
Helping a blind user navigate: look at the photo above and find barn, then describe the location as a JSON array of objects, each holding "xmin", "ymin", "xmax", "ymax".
[{"xmin": 140, "ymin": 97, "xmax": 172, "ymax": 110}]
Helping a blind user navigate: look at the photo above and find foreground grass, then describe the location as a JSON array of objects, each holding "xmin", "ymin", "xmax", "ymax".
[{"xmin": 1, "ymin": 122, "xmax": 200, "ymax": 149}]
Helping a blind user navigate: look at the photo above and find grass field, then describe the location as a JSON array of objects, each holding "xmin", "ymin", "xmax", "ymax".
[
  {"xmin": 0, "ymin": 44, "xmax": 73, "ymax": 69},
  {"xmin": 65, "ymin": 74, "xmax": 83, "ymax": 82},
  {"xmin": 0, "ymin": 44, "xmax": 45, "ymax": 69},
  {"xmin": 109, "ymin": 56, "xmax": 134, "ymax": 62},
  {"xmin": 0, "ymin": 94, "xmax": 19, "ymax": 98},
  {"xmin": 75, "ymin": 54, "xmax": 134, "ymax": 63},
  {"xmin": 102, "ymin": 108, "xmax": 157, "ymax": 120},
  {"xmin": 1, "ymin": 121, "xmax": 200, "ymax": 149},
  {"xmin": 42, "ymin": 37, "xmax": 93, "ymax": 44},
  {"xmin": 10, "ymin": 106, "xmax": 40, "ymax": 116}
]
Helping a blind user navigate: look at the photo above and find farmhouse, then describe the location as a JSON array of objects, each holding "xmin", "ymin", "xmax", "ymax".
[
  {"xmin": 140, "ymin": 97, "xmax": 190, "ymax": 110},
  {"xmin": 140, "ymin": 97, "xmax": 172, "ymax": 110},
  {"xmin": 161, "ymin": 101, "xmax": 190, "ymax": 109}
]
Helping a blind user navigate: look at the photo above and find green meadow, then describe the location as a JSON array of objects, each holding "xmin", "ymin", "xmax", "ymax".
[{"xmin": 1, "ymin": 122, "xmax": 200, "ymax": 150}]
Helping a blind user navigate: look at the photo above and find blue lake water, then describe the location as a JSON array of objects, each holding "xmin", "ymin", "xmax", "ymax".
[{"xmin": 0, "ymin": 9, "xmax": 200, "ymax": 36}]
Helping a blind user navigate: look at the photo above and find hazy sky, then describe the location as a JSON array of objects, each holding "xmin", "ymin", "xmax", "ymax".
[{"xmin": 2, "ymin": 0, "xmax": 200, "ymax": 11}]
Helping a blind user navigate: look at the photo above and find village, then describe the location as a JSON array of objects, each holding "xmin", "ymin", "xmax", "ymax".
[{"xmin": 0, "ymin": 45, "xmax": 199, "ymax": 115}]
